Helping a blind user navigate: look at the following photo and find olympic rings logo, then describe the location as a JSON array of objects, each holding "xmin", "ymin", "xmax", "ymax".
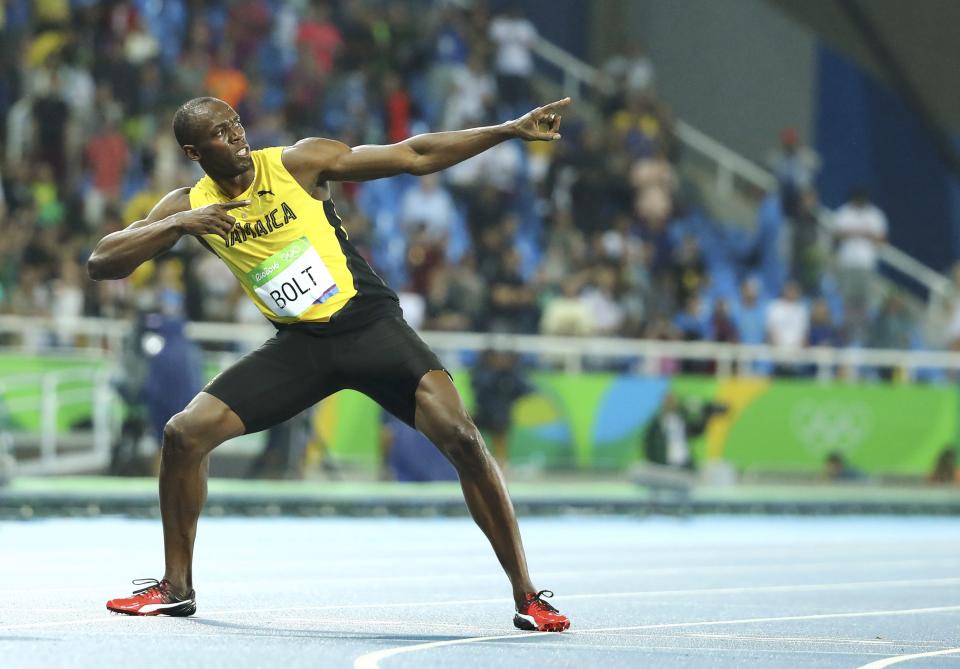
[{"xmin": 789, "ymin": 398, "xmax": 873, "ymax": 455}]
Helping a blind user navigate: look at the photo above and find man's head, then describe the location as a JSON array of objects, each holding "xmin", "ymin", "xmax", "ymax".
[
  {"xmin": 782, "ymin": 280, "xmax": 801, "ymax": 302},
  {"xmin": 172, "ymin": 97, "xmax": 253, "ymax": 177},
  {"xmin": 848, "ymin": 186, "xmax": 870, "ymax": 207}
]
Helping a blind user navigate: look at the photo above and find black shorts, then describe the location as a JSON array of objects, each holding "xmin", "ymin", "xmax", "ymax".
[{"xmin": 204, "ymin": 316, "xmax": 444, "ymax": 434}]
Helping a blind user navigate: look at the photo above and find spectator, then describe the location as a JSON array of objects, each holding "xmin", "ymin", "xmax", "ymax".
[
  {"xmin": 766, "ymin": 280, "xmax": 808, "ymax": 376},
  {"xmin": 711, "ymin": 299, "xmax": 738, "ymax": 344},
  {"xmin": 733, "ymin": 278, "xmax": 768, "ymax": 345},
  {"xmin": 488, "ymin": 6, "xmax": 537, "ymax": 113},
  {"xmin": 673, "ymin": 294, "xmax": 709, "ymax": 342},
  {"xmin": 425, "ymin": 255, "xmax": 485, "ymax": 331},
  {"xmin": 84, "ymin": 114, "xmax": 129, "ymax": 226},
  {"xmin": 945, "ymin": 263, "xmax": 960, "ymax": 351},
  {"xmin": 808, "ymin": 298, "xmax": 842, "ymax": 347},
  {"xmin": 443, "ymin": 51, "xmax": 496, "ymax": 130},
  {"xmin": 768, "ymin": 127, "xmax": 820, "ymax": 218},
  {"xmin": 471, "ymin": 350, "xmax": 532, "ymax": 465},
  {"xmin": 643, "ymin": 393, "xmax": 726, "ymax": 469},
  {"xmin": 602, "ymin": 40, "xmax": 655, "ymax": 97},
  {"xmin": 767, "ymin": 281, "xmax": 808, "ymax": 348},
  {"xmin": 823, "ymin": 452, "xmax": 864, "ymax": 482},
  {"xmin": 929, "ymin": 448, "xmax": 959, "ymax": 484},
  {"xmin": 540, "ymin": 276, "xmax": 592, "ymax": 336},
  {"xmin": 670, "ymin": 236, "xmax": 706, "ymax": 308},
  {"xmin": 204, "ymin": 43, "xmax": 249, "ymax": 109},
  {"xmin": 382, "ymin": 71, "xmax": 411, "ymax": 144},
  {"xmin": 399, "ymin": 174, "xmax": 457, "ymax": 243},
  {"xmin": 296, "ymin": 2, "xmax": 342, "ymax": 74},
  {"xmin": 791, "ymin": 189, "xmax": 823, "ymax": 295},
  {"xmin": 869, "ymin": 293, "xmax": 912, "ymax": 380},
  {"xmin": 487, "ymin": 249, "xmax": 540, "ymax": 333},
  {"xmin": 31, "ymin": 74, "xmax": 71, "ymax": 181},
  {"xmin": 580, "ymin": 265, "xmax": 625, "ymax": 336},
  {"xmin": 868, "ymin": 293, "xmax": 911, "ymax": 350},
  {"xmin": 832, "ymin": 187, "xmax": 887, "ymax": 311}
]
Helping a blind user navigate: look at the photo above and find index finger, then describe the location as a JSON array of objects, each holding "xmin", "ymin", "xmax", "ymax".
[
  {"xmin": 219, "ymin": 200, "xmax": 252, "ymax": 210},
  {"xmin": 538, "ymin": 97, "xmax": 572, "ymax": 114}
]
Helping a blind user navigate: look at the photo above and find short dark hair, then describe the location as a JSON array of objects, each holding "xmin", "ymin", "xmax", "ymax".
[{"xmin": 172, "ymin": 97, "xmax": 220, "ymax": 146}]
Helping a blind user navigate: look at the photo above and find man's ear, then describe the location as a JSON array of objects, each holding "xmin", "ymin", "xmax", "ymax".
[{"xmin": 183, "ymin": 145, "xmax": 201, "ymax": 162}]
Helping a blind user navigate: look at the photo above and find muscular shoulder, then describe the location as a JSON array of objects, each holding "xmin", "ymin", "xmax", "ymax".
[
  {"xmin": 282, "ymin": 138, "xmax": 349, "ymax": 185},
  {"xmin": 152, "ymin": 187, "xmax": 192, "ymax": 218}
]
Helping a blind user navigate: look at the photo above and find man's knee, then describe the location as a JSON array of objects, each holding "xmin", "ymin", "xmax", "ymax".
[
  {"xmin": 440, "ymin": 419, "xmax": 490, "ymax": 476},
  {"xmin": 162, "ymin": 415, "xmax": 201, "ymax": 460},
  {"xmin": 162, "ymin": 411, "xmax": 222, "ymax": 460}
]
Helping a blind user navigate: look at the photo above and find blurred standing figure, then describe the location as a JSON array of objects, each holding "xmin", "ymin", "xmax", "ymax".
[
  {"xmin": 768, "ymin": 127, "xmax": 819, "ymax": 219},
  {"xmin": 929, "ymin": 448, "xmax": 958, "ymax": 484},
  {"xmin": 644, "ymin": 393, "xmax": 724, "ymax": 470},
  {"xmin": 832, "ymin": 188, "xmax": 887, "ymax": 311},
  {"xmin": 472, "ymin": 350, "xmax": 533, "ymax": 466},
  {"xmin": 766, "ymin": 280, "xmax": 809, "ymax": 377},
  {"xmin": 489, "ymin": 6, "xmax": 537, "ymax": 114},
  {"xmin": 823, "ymin": 452, "xmax": 864, "ymax": 482},
  {"xmin": 602, "ymin": 40, "xmax": 655, "ymax": 97}
]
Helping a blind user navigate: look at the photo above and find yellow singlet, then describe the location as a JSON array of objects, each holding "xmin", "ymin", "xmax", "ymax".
[{"xmin": 188, "ymin": 147, "xmax": 398, "ymax": 331}]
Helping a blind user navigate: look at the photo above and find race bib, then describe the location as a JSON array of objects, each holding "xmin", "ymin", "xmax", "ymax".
[{"xmin": 245, "ymin": 237, "xmax": 339, "ymax": 318}]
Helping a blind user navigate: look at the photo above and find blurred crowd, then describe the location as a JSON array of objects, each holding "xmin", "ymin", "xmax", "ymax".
[{"xmin": 0, "ymin": 0, "xmax": 952, "ymax": 369}]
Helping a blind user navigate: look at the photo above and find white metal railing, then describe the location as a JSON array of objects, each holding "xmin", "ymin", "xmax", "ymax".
[
  {"xmin": 529, "ymin": 36, "xmax": 953, "ymax": 303},
  {"xmin": 0, "ymin": 365, "xmax": 117, "ymax": 475},
  {"xmin": 1, "ymin": 315, "xmax": 960, "ymax": 379}
]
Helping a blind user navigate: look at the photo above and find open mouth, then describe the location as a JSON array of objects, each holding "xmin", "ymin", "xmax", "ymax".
[{"xmin": 237, "ymin": 146, "xmax": 250, "ymax": 158}]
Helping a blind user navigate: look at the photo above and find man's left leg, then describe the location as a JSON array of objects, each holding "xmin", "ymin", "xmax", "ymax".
[{"xmin": 414, "ymin": 370, "xmax": 570, "ymax": 631}]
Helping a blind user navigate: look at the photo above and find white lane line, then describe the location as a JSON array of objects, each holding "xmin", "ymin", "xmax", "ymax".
[
  {"xmin": 7, "ymin": 542, "xmax": 960, "ymax": 578},
  {"xmin": 855, "ymin": 647, "xmax": 960, "ymax": 668},
  {"xmin": 352, "ymin": 604, "xmax": 960, "ymax": 669},
  {"xmin": 12, "ymin": 575, "xmax": 955, "ymax": 621},
  {"xmin": 0, "ymin": 616, "xmax": 120, "ymax": 632},
  {"xmin": 11, "ymin": 557, "xmax": 959, "ymax": 603},
  {"xmin": 205, "ymin": 576, "xmax": 960, "ymax": 615},
  {"xmin": 576, "ymin": 605, "xmax": 960, "ymax": 634}
]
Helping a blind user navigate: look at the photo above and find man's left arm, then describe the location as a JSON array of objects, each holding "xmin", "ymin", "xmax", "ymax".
[{"xmin": 282, "ymin": 98, "xmax": 570, "ymax": 185}]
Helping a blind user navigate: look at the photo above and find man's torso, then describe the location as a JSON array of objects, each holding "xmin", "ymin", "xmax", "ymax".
[{"xmin": 188, "ymin": 147, "xmax": 399, "ymax": 333}]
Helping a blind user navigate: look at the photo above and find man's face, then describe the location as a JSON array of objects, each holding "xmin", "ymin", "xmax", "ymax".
[{"xmin": 183, "ymin": 101, "xmax": 253, "ymax": 177}]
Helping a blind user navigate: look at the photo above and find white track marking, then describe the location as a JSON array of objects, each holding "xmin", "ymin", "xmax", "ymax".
[
  {"xmin": 12, "ymin": 574, "xmax": 953, "ymax": 621},
  {"xmin": 578, "ymin": 605, "xmax": 960, "ymax": 634},
  {"xmin": 352, "ymin": 605, "xmax": 960, "ymax": 669},
  {"xmin": 9, "ymin": 556, "xmax": 959, "ymax": 598},
  {"xmin": 0, "ymin": 616, "xmax": 120, "ymax": 631},
  {"xmin": 855, "ymin": 647, "xmax": 960, "ymax": 668},
  {"xmin": 205, "ymin": 576, "xmax": 960, "ymax": 615}
]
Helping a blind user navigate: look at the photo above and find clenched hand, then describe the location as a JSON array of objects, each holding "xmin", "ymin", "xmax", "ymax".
[{"xmin": 510, "ymin": 98, "xmax": 572, "ymax": 142}]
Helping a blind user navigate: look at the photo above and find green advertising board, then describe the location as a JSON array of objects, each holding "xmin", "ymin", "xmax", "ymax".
[{"xmin": 1, "ymin": 354, "xmax": 955, "ymax": 475}]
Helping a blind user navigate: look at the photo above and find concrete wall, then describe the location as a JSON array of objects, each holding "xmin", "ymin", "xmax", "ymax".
[{"xmin": 591, "ymin": 0, "xmax": 816, "ymax": 165}]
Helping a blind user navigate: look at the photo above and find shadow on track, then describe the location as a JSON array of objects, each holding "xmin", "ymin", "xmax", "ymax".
[{"xmin": 188, "ymin": 617, "xmax": 470, "ymax": 643}]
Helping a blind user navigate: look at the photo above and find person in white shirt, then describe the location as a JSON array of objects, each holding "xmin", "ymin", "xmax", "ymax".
[
  {"xmin": 399, "ymin": 173, "xmax": 457, "ymax": 242},
  {"xmin": 443, "ymin": 52, "xmax": 497, "ymax": 130},
  {"xmin": 832, "ymin": 188, "xmax": 887, "ymax": 310},
  {"xmin": 766, "ymin": 281, "xmax": 809, "ymax": 377},
  {"xmin": 488, "ymin": 7, "xmax": 537, "ymax": 110}
]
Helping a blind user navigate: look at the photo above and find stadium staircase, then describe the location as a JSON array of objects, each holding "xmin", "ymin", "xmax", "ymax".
[{"xmin": 529, "ymin": 36, "xmax": 953, "ymax": 329}]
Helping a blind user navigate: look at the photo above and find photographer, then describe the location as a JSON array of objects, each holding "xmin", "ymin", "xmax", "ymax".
[{"xmin": 643, "ymin": 392, "xmax": 727, "ymax": 470}]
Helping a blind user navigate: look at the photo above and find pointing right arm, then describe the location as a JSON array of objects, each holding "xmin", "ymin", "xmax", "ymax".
[{"xmin": 86, "ymin": 188, "xmax": 248, "ymax": 281}]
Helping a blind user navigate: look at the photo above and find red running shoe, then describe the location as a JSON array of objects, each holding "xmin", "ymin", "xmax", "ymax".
[
  {"xmin": 513, "ymin": 590, "xmax": 570, "ymax": 632},
  {"xmin": 106, "ymin": 579, "xmax": 196, "ymax": 617}
]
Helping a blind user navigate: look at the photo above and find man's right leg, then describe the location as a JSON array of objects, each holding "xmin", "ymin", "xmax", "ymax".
[{"xmin": 160, "ymin": 392, "xmax": 245, "ymax": 595}]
